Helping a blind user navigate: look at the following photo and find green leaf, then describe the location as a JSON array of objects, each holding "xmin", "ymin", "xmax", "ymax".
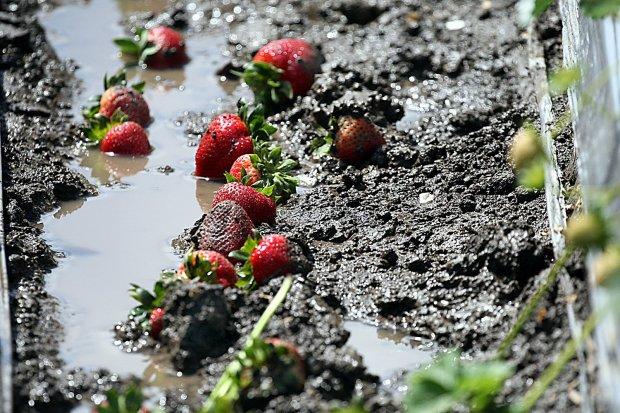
[
  {"xmin": 113, "ymin": 38, "xmax": 140, "ymax": 55},
  {"xmin": 549, "ymin": 66, "xmax": 581, "ymax": 95},
  {"xmin": 517, "ymin": 0, "xmax": 554, "ymax": 25},
  {"xmin": 518, "ymin": 161, "xmax": 546, "ymax": 191},
  {"xmin": 581, "ymin": 0, "xmax": 620, "ymax": 18}
]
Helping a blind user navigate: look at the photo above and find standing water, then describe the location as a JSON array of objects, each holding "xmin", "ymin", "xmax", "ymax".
[{"xmin": 38, "ymin": 0, "xmax": 227, "ymax": 375}]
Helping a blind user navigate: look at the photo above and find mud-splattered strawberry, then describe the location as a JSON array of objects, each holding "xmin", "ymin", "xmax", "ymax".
[
  {"xmin": 237, "ymin": 38, "xmax": 321, "ymax": 108},
  {"xmin": 82, "ymin": 70, "xmax": 148, "ymax": 126},
  {"xmin": 114, "ymin": 26, "xmax": 188, "ymax": 69},
  {"xmin": 226, "ymin": 145, "xmax": 298, "ymax": 202},
  {"xmin": 177, "ymin": 249, "xmax": 237, "ymax": 287},
  {"xmin": 231, "ymin": 233, "xmax": 310, "ymax": 287},
  {"xmin": 149, "ymin": 308, "xmax": 165, "ymax": 338},
  {"xmin": 196, "ymin": 200, "xmax": 254, "ymax": 256},
  {"xmin": 265, "ymin": 337, "xmax": 306, "ymax": 392},
  {"xmin": 195, "ymin": 102, "xmax": 276, "ymax": 179},
  {"xmin": 99, "ymin": 86, "xmax": 150, "ymax": 126},
  {"xmin": 314, "ymin": 116, "xmax": 385, "ymax": 164},
  {"xmin": 212, "ymin": 182, "xmax": 276, "ymax": 225}
]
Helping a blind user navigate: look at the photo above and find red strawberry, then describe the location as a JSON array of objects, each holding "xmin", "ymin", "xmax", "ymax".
[
  {"xmin": 197, "ymin": 200, "xmax": 254, "ymax": 256},
  {"xmin": 149, "ymin": 307, "xmax": 165, "ymax": 338},
  {"xmin": 99, "ymin": 86, "xmax": 150, "ymax": 126},
  {"xmin": 212, "ymin": 182, "xmax": 276, "ymax": 225},
  {"xmin": 238, "ymin": 38, "xmax": 320, "ymax": 108},
  {"xmin": 100, "ymin": 121, "xmax": 151, "ymax": 156},
  {"xmin": 229, "ymin": 154, "xmax": 261, "ymax": 185},
  {"xmin": 334, "ymin": 117, "xmax": 385, "ymax": 163},
  {"xmin": 195, "ymin": 114, "xmax": 253, "ymax": 179},
  {"xmin": 178, "ymin": 250, "xmax": 237, "ymax": 287},
  {"xmin": 114, "ymin": 26, "xmax": 188, "ymax": 69},
  {"xmin": 248, "ymin": 235, "xmax": 292, "ymax": 284}
]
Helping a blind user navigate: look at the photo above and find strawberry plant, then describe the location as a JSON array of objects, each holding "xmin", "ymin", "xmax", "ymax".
[{"xmin": 200, "ymin": 276, "xmax": 294, "ymax": 412}]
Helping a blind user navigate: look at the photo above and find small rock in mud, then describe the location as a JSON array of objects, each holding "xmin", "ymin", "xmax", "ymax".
[{"xmin": 161, "ymin": 283, "xmax": 237, "ymax": 374}]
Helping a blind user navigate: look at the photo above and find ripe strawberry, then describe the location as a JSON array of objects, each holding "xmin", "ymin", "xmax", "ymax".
[
  {"xmin": 195, "ymin": 102, "xmax": 276, "ymax": 179},
  {"xmin": 226, "ymin": 144, "xmax": 298, "ymax": 202},
  {"xmin": 177, "ymin": 249, "xmax": 237, "ymax": 287},
  {"xmin": 195, "ymin": 113, "xmax": 253, "ymax": 178},
  {"xmin": 314, "ymin": 116, "xmax": 385, "ymax": 164},
  {"xmin": 197, "ymin": 200, "xmax": 254, "ymax": 256},
  {"xmin": 212, "ymin": 182, "xmax": 276, "ymax": 225},
  {"xmin": 101, "ymin": 121, "xmax": 151, "ymax": 155},
  {"xmin": 237, "ymin": 38, "xmax": 320, "ymax": 108},
  {"xmin": 114, "ymin": 26, "xmax": 188, "ymax": 69},
  {"xmin": 230, "ymin": 233, "xmax": 311, "ymax": 287},
  {"xmin": 229, "ymin": 154, "xmax": 261, "ymax": 186},
  {"xmin": 100, "ymin": 86, "xmax": 150, "ymax": 126},
  {"xmin": 149, "ymin": 308, "xmax": 165, "ymax": 338}
]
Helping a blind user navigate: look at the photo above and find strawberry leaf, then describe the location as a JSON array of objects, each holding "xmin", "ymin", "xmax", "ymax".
[
  {"xmin": 238, "ymin": 62, "xmax": 294, "ymax": 111},
  {"xmin": 114, "ymin": 28, "xmax": 160, "ymax": 67},
  {"xmin": 113, "ymin": 38, "xmax": 141, "ymax": 55},
  {"xmin": 83, "ymin": 109, "xmax": 128, "ymax": 143}
]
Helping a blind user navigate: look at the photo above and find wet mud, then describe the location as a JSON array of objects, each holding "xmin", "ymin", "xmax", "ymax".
[{"xmin": 1, "ymin": 0, "xmax": 590, "ymax": 412}]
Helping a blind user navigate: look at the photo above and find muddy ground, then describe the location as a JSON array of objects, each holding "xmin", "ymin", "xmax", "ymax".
[{"xmin": 1, "ymin": 0, "xmax": 591, "ymax": 412}]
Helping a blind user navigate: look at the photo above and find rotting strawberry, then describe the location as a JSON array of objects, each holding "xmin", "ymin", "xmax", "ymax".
[
  {"xmin": 84, "ymin": 111, "xmax": 152, "ymax": 156},
  {"xmin": 212, "ymin": 182, "xmax": 276, "ymax": 225},
  {"xmin": 195, "ymin": 101, "xmax": 276, "ymax": 179},
  {"xmin": 82, "ymin": 70, "xmax": 149, "ymax": 126},
  {"xmin": 313, "ymin": 116, "xmax": 385, "ymax": 164},
  {"xmin": 230, "ymin": 233, "xmax": 310, "ymax": 287},
  {"xmin": 114, "ymin": 26, "xmax": 188, "ymax": 69},
  {"xmin": 196, "ymin": 200, "xmax": 254, "ymax": 256},
  {"xmin": 236, "ymin": 38, "xmax": 321, "ymax": 108},
  {"xmin": 226, "ymin": 144, "xmax": 298, "ymax": 202},
  {"xmin": 264, "ymin": 338, "xmax": 306, "ymax": 393},
  {"xmin": 177, "ymin": 249, "xmax": 237, "ymax": 287}
]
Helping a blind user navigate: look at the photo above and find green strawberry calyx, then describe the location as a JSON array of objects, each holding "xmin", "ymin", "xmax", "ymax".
[
  {"xmin": 237, "ymin": 99, "xmax": 277, "ymax": 143},
  {"xmin": 181, "ymin": 248, "xmax": 221, "ymax": 284},
  {"xmin": 225, "ymin": 144, "xmax": 298, "ymax": 203},
  {"xmin": 95, "ymin": 384, "xmax": 149, "ymax": 413},
  {"xmin": 128, "ymin": 271, "xmax": 177, "ymax": 331},
  {"xmin": 311, "ymin": 117, "xmax": 339, "ymax": 157},
  {"xmin": 233, "ymin": 62, "xmax": 294, "ymax": 111},
  {"xmin": 113, "ymin": 27, "xmax": 160, "ymax": 66},
  {"xmin": 82, "ymin": 109, "xmax": 128, "ymax": 144},
  {"xmin": 82, "ymin": 69, "xmax": 145, "ymax": 122},
  {"xmin": 229, "ymin": 230, "xmax": 262, "ymax": 290}
]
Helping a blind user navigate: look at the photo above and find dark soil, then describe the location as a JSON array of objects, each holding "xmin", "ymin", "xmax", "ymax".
[{"xmin": 1, "ymin": 0, "xmax": 591, "ymax": 412}]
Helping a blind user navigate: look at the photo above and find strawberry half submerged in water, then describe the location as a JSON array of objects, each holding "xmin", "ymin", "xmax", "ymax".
[
  {"xmin": 237, "ymin": 38, "xmax": 321, "ymax": 109},
  {"xmin": 212, "ymin": 182, "xmax": 276, "ymax": 225},
  {"xmin": 114, "ymin": 26, "xmax": 189, "ymax": 69},
  {"xmin": 84, "ymin": 110, "xmax": 152, "ymax": 156}
]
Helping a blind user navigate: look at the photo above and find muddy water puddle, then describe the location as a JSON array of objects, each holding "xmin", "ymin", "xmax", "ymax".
[{"xmin": 39, "ymin": 0, "xmax": 227, "ymax": 376}]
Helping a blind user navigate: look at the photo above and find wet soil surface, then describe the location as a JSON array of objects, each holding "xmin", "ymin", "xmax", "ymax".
[{"xmin": 1, "ymin": 0, "xmax": 590, "ymax": 412}]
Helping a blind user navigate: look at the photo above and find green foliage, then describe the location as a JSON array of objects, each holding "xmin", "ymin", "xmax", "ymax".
[
  {"xmin": 234, "ymin": 62, "xmax": 294, "ymax": 111},
  {"xmin": 581, "ymin": 0, "xmax": 620, "ymax": 18},
  {"xmin": 83, "ymin": 109, "xmax": 128, "ymax": 144},
  {"xmin": 229, "ymin": 231, "xmax": 262, "ymax": 290},
  {"xmin": 113, "ymin": 28, "xmax": 160, "ymax": 66},
  {"xmin": 128, "ymin": 271, "xmax": 177, "ymax": 331},
  {"xmin": 181, "ymin": 249, "xmax": 219, "ymax": 283},
  {"xmin": 517, "ymin": 0, "xmax": 554, "ymax": 25},
  {"xmin": 200, "ymin": 277, "xmax": 294, "ymax": 412},
  {"xmin": 549, "ymin": 66, "xmax": 581, "ymax": 95},
  {"xmin": 405, "ymin": 351, "xmax": 513, "ymax": 413},
  {"xmin": 96, "ymin": 384, "xmax": 149, "ymax": 413},
  {"xmin": 237, "ymin": 100, "xmax": 278, "ymax": 142}
]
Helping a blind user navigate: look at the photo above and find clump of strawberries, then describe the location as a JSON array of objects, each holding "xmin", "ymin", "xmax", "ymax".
[
  {"xmin": 314, "ymin": 116, "xmax": 386, "ymax": 164},
  {"xmin": 82, "ymin": 70, "xmax": 153, "ymax": 156},
  {"xmin": 236, "ymin": 38, "xmax": 321, "ymax": 109},
  {"xmin": 114, "ymin": 26, "xmax": 188, "ymax": 69}
]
